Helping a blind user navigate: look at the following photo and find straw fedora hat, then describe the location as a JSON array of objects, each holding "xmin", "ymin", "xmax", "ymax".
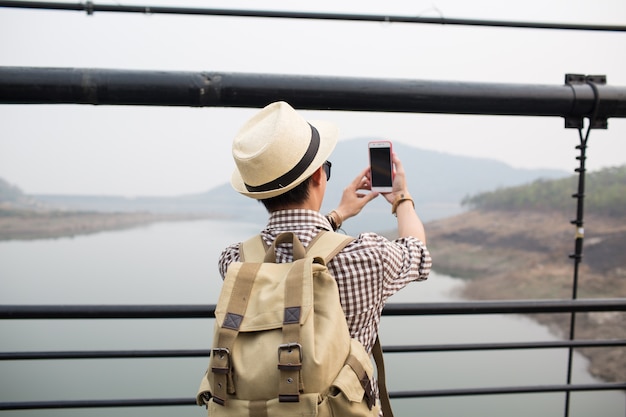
[{"xmin": 231, "ymin": 101, "xmax": 338, "ymax": 199}]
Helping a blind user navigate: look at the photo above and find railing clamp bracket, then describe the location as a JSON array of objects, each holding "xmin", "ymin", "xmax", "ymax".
[
  {"xmin": 564, "ymin": 73, "xmax": 607, "ymax": 130},
  {"xmin": 85, "ymin": 1, "xmax": 94, "ymax": 16}
]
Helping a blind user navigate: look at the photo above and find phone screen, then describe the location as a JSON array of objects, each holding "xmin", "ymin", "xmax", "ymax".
[{"xmin": 369, "ymin": 146, "xmax": 393, "ymax": 188}]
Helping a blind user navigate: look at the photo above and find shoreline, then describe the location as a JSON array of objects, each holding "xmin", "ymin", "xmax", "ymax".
[
  {"xmin": 0, "ymin": 210, "xmax": 220, "ymax": 241},
  {"xmin": 3, "ymin": 208, "xmax": 624, "ymax": 386},
  {"xmin": 425, "ymin": 209, "xmax": 626, "ymax": 385}
]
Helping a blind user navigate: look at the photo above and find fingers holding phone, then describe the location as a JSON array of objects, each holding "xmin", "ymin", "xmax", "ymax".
[
  {"xmin": 368, "ymin": 141, "xmax": 410, "ymax": 204},
  {"xmin": 368, "ymin": 141, "xmax": 394, "ymax": 193},
  {"xmin": 389, "ymin": 151, "xmax": 410, "ymax": 195}
]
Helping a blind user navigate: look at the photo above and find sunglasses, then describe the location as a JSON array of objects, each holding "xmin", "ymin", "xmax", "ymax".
[{"xmin": 322, "ymin": 161, "xmax": 332, "ymax": 181}]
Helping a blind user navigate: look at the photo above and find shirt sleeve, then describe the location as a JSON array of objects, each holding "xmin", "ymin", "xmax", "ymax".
[
  {"xmin": 217, "ymin": 242, "xmax": 241, "ymax": 279},
  {"xmin": 327, "ymin": 232, "xmax": 431, "ymax": 351},
  {"xmin": 383, "ymin": 236, "xmax": 432, "ymax": 298}
]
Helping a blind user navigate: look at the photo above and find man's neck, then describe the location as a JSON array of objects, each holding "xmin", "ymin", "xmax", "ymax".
[{"xmin": 273, "ymin": 201, "xmax": 319, "ymax": 212}]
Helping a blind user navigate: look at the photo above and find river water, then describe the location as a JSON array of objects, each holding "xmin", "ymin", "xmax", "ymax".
[{"xmin": 0, "ymin": 219, "xmax": 624, "ymax": 417}]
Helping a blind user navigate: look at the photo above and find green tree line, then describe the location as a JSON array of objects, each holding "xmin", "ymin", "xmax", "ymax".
[{"xmin": 461, "ymin": 165, "xmax": 626, "ymax": 217}]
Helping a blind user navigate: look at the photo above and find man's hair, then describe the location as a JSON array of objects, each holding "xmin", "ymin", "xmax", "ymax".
[{"xmin": 260, "ymin": 176, "xmax": 312, "ymax": 212}]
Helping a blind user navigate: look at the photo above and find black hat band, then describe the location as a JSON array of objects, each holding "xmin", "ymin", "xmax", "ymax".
[{"xmin": 244, "ymin": 124, "xmax": 320, "ymax": 193}]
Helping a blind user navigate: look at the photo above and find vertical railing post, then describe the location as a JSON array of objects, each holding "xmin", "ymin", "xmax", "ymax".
[
  {"xmin": 564, "ymin": 133, "xmax": 586, "ymax": 417},
  {"xmin": 562, "ymin": 74, "xmax": 605, "ymax": 417}
]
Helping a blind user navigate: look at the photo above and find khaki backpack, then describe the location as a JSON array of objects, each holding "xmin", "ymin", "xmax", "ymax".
[{"xmin": 196, "ymin": 231, "xmax": 393, "ymax": 416}]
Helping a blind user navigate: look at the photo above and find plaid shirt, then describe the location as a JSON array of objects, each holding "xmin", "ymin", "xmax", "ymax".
[{"xmin": 218, "ymin": 209, "xmax": 432, "ymax": 353}]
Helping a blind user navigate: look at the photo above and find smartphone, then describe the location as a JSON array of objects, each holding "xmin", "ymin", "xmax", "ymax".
[{"xmin": 368, "ymin": 141, "xmax": 394, "ymax": 193}]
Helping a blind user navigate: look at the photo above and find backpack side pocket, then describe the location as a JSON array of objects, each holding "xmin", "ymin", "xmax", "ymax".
[{"xmin": 322, "ymin": 339, "xmax": 380, "ymax": 417}]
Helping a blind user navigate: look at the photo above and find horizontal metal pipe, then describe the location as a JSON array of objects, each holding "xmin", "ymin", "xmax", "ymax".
[
  {"xmin": 2, "ymin": 383, "xmax": 626, "ymax": 410},
  {"xmin": 0, "ymin": 397, "xmax": 192, "ymax": 410},
  {"xmin": 3, "ymin": 339, "xmax": 625, "ymax": 360},
  {"xmin": 1, "ymin": 1, "xmax": 625, "ymax": 32},
  {"xmin": 383, "ymin": 298, "xmax": 626, "ymax": 315},
  {"xmin": 0, "ymin": 349, "xmax": 212, "ymax": 360},
  {"xmin": 1, "ymin": 67, "xmax": 626, "ymax": 121},
  {"xmin": 1, "ymin": 298, "xmax": 625, "ymax": 319},
  {"xmin": 392, "ymin": 382, "xmax": 626, "ymax": 398},
  {"xmin": 0, "ymin": 304, "xmax": 216, "ymax": 319},
  {"xmin": 384, "ymin": 339, "xmax": 626, "ymax": 353}
]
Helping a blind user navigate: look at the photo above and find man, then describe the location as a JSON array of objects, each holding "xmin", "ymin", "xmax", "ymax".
[{"xmin": 219, "ymin": 101, "xmax": 432, "ymax": 355}]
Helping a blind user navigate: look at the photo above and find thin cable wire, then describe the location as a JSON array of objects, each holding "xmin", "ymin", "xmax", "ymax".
[{"xmin": 1, "ymin": 1, "xmax": 626, "ymax": 32}]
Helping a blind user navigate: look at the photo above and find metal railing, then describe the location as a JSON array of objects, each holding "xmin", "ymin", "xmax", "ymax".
[
  {"xmin": 1, "ymin": 65, "xmax": 625, "ymax": 415},
  {"xmin": 1, "ymin": 300, "xmax": 625, "ymax": 411},
  {"xmin": 2, "ymin": 1, "xmax": 626, "ymax": 32},
  {"xmin": 2, "ymin": 2, "xmax": 626, "ymax": 414}
]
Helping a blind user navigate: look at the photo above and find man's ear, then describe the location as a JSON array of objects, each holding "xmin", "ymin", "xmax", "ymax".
[{"xmin": 310, "ymin": 165, "xmax": 324, "ymax": 185}]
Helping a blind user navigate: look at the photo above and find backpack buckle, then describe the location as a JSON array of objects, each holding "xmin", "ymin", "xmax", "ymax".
[
  {"xmin": 211, "ymin": 348, "xmax": 231, "ymax": 373},
  {"xmin": 277, "ymin": 343, "xmax": 303, "ymax": 402},
  {"xmin": 277, "ymin": 343, "xmax": 303, "ymax": 363},
  {"xmin": 278, "ymin": 343, "xmax": 303, "ymax": 372},
  {"xmin": 211, "ymin": 347, "xmax": 236, "ymax": 401}
]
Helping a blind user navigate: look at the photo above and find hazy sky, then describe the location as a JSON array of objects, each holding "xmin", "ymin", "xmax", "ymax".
[{"xmin": 1, "ymin": 0, "xmax": 625, "ymax": 196}]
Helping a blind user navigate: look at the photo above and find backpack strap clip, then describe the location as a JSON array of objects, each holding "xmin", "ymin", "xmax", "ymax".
[
  {"xmin": 210, "ymin": 348, "xmax": 231, "ymax": 374},
  {"xmin": 277, "ymin": 342, "xmax": 303, "ymax": 370},
  {"xmin": 277, "ymin": 343, "xmax": 303, "ymax": 402},
  {"xmin": 210, "ymin": 346, "xmax": 235, "ymax": 405}
]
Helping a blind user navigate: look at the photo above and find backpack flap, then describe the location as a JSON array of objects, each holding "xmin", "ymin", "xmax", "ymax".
[
  {"xmin": 211, "ymin": 250, "xmax": 315, "ymax": 402},
  {"xmin": 215, "ymin": 260, "xmax": 314, "ymax": 332},
  {"xmin": 215, "ymin": 232, "xmax": 313, "ymax": 332}
]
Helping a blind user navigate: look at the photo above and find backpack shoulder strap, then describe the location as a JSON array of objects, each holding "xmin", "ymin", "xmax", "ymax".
[
  {"xmin": 240, "ymin": 231, "xmax": 353, "ymax": 264},
  {"xmin": 305, "ymin": 230, "xmax": 354, "ymax": 263},
  {"xmin": 308, "ymin": 231, "xmax": 395, "ymax": 417},
  {"xmin": 373, "ymin": 336, "xmax": 394, "ymax": 417},
  {"xmin": 239, "ymin": 235, "xmax": 268, "ymax": 262}
]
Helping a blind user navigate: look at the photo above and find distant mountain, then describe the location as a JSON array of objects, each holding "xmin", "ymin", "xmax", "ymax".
[
  {"xmin": 30, "ymin": 138, "xmax": 569, "ymax": 232},
  {"xmin": 319, "ymin": 138, "xmax": 569, "ymax": 232}
]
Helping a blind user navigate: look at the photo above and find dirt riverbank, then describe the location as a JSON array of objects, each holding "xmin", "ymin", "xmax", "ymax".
[
  {"xmin": 0, "ymin": 209, "xmax": 218, "ymax": 241},
  {"xmin": 424, "ymin": 209, "xmax": 626, "ymax": 383}
]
